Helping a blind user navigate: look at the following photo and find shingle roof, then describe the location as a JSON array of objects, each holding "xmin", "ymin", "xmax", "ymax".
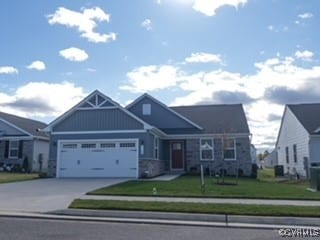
[
  {"xmin": 0, "ymin": 111, "xmax": 48, "ymax": 138},
  {"xmin": 288, "ymin": 104, "xmax": 320, "ymax": 134},
  {"xmin": 170, "ymin": 104, "xmax": 250, "ymax": 134}
]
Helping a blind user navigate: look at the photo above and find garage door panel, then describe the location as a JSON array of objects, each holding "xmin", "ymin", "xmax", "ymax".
[{"xmin": 58, "ymin": 140, "xmax": 137, "ymax": 178}]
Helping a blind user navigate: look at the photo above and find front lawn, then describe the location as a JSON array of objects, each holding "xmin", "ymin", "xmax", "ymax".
[
  {"xmin": 70, "ymin": 199, "xmax": 320, "ymax": 217},
  {"xmin": 89, "ymin": 170, "xmax": 320, "ymax": 200},
  {"xmin": 0, "ymin": 173, "xmax": 39, "ymax": 184}
]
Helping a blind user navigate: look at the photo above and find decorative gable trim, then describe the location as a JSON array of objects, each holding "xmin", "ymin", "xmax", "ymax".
[
  {"xmin": 126, "ymin": 93, "xmax": 203, "ymax": 130},
  {"xmin": 43, "ymin": 90, "xmax": 154, "ymax": 132},
  {"xmin": 78, "ymin": 92, "xmax": 116, "ymax": 109}
]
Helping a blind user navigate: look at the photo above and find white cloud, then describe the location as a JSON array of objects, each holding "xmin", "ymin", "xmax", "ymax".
[
  {"xmin": 0, "ymin": 81, "xmax": 85, "ymax": 118},
  {"xmin": 185, "ymin": 52, "xmax": 222, "ymax": 64},
  {"xmin": 267, "ymin": 25, "xmax": 288, "ymax": 32},
  {"xmin": 298, "ymin": 12, "xmax": 313, "ymax": 19},
  {"xmin": 121, "ymin": 51, "xmax": 320, "ymax": 150},
  {"xmin": 59, "ymin": 47, "xmax": 89, "ymax": 62},
  {"xmin": 27, "ymin": 61, "xmax": 46, "ymax": 71},
  {"xmin": 47, "ymin": 7, "xmax": 116, "ymax": 43},
  {"xmin": 87, "ymin": 68, "xmax": 96, "ymax": 72},
  {"xmin": 295, "ymin": 50, "xmax": 314, "ymax": 61},
  {"xmin": 192, "ymin": 0, "xmax": 248, "ymax": 16},
  {"xmin": 0, "ymin": 66, "xmax": 18, "ymax": 74},
  {"xmin": 141, "ymin": 19, "xmax": 153, "ymax": 31},
  {"xmin": 120, "ymin": 65, "xmax": 182, "ymax": 93}
]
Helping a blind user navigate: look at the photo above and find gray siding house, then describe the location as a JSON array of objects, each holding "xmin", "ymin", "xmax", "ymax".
[
  {"xmin": 0, "ymin": 112, "xmax": 49, "ymax": 172},
  {"xmin": 276, "ymin": 104, "xmax": 320, "ymax": 178},
  {"xmin": 44, "ymin": 90, "xmax": 252, "ymax": 178}
]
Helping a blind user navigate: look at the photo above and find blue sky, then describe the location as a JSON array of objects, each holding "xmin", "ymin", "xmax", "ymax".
[{"xmin": 0, "ymin": 0, "xmax": 319, "ymax": 150}]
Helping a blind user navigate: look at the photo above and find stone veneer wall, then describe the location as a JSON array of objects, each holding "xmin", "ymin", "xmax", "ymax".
[
  {"xmin": 186, "ymin": 137, "xmax": 252, "ymax": 177},
  {"xmin": 139, "ymin": 159, "xmax": 166, "ymax": 178},
  {"xmin": 48, "ymin": 159, "xmax": 56, "ymax": 177}
]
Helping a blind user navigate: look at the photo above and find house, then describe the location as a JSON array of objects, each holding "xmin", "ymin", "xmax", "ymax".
[
  {"xmin": 250, "ymin": 144, "xmax": 258, "ymax": 165},
  {"xmin": 43, "ymin": 90, "xmax": 253, "ymax": 178},
  {"xmin": 263, "ymin": 149, "xmax": 278, "ymax": 168},
  {"xmin": 276, "ymin": 104, "xmax": 320, "ymax": 178},
  {"xmin": 0, "ymin": 111, "xmax": 49, "ymax": 172}
]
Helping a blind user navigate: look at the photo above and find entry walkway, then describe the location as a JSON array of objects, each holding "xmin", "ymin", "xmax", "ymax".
[{"xmin": 79, "ymin": 195, "xmax": 320, "ymax": 206}]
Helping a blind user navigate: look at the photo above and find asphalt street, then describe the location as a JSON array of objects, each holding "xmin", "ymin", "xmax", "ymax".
[{"xmin": 0, "ymin": 217, "xmax": 284, "ymax": 240}]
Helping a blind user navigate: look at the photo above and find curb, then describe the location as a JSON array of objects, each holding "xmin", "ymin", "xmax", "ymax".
[
  {"xmin": 0, "ymin": 209, "xmax": 319, "ymax": 229},
  {"xmin": 50, "ymin": 209, "xmax": 320, "ymax": 228}
]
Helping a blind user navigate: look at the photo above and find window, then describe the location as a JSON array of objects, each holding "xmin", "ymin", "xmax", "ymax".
[
  {"xmin": 9, "ymin": 140, "xmax": 19, "ymax": 158},
  {"xmin": 223, "ymin": 138, "xmax": 236, "ymax": 160},
  {"xmin": 120, "ymin": 142, "xmax": 136, "ymax": 148},
  {"xmin": 172, "ymin": 143, "xmax": 182, "ymax": 150},
  {"xmin": 200, "ymin": 138, "xmax": 213, "ymax": 160},
  {"xmin": 293, "ymin": 144, "xmax": 297, "ymax": 163},
  {"xmin": 81, "ymin": 143, "xmax": 96, "ymax": 149},
  {"xmin": 100, "ymin": 143, "xmax": 116, "ymax": 148},
  {"xmin": 285, "ymin": 146, "xmax": 289, "ymax": 163},
  {"xmin": 62, "ymin": 143, "xmax": 77, "ymax": 149},
  {"xmin": 154, "ymin": 137, "xmax": 159, "ymax": 160},
  {"xmin": 142, "ymin": 104, "xmax": 151, "ymax": 115}
]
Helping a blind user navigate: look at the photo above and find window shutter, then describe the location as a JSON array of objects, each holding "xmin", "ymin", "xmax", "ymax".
[
  {"xmin": 4, "ymin": 141, "xmax": 9, "ymax": 158},
  {"xmin": 18, "ymin": 140, "xmax": 23, "ymax": 158}
]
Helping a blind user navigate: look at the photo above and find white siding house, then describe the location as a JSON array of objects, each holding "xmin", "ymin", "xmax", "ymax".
[{"xmin": 276, "ymin": 104, "xmax": 320, "ymax": 178}]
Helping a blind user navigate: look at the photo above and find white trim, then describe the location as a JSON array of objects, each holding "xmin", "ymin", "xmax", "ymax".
[
  {"xmin": 154, "ymin": 136, "xmax": 159, "ymax": 160},
  {"xmin": 162, "ymin": 133, "xmax": 250, "ymax": 139},
  {"xmin": 56, "ymin": 138, "xmax": 139, "ymax": 179},
  {"xmin": 51, "ymin": 130, "xmax": 147, "ymax": 135},
  {"xmin": 76, "ymin": 106, "xmax": 118, "ymax": 111},
  {"xmin": 200, "ymin": 138, "xmax": 214, "ymax": 161},
  {"xmin": 8, "ymin": 140, "xmax": 19, "ymax": 159},
  {"xmin": 0, "ymin": 118, "xmax": 32, "ymax": 137},
  {"xmin": 126, "ymin": 93, "xmax": 203, "ymax": 130},
  {"xmin": 223, "ymin": 138, "xmax": 237, "ymax": 161},
  {"xmin": 0, "ymin": 136, "xmax": 33, "ymax": 140}
]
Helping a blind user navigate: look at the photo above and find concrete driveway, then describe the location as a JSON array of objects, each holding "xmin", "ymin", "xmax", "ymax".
[{"xmin": 0, "ymin": 178, "xmax": 128, "ymax": 213}]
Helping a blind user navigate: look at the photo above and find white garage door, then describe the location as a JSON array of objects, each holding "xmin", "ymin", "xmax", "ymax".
[{"xmin": 57, "ymin": 139, "xmax": 138, "ymax": 178}]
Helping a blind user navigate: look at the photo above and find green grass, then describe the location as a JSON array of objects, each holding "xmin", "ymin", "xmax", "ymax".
[
  {"xmin": 89, "ymin": 169, "xmax": 320, "ymax": 200},
  {"xmin": 0, "ymin": 173, "xmax": 39, "ymax": 184},
  {"xmin": 70, "ymin": 199, "xmax": 320, "ymax": 217}
]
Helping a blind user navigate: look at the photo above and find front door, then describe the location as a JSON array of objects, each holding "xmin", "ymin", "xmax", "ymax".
[{"xmin": 171, "ymin": 141, "xmax": 184, "ymax": 170}]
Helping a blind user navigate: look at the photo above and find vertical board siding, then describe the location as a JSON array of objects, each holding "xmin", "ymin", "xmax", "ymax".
[
  {"xmin": 128, "ymin": 97, "xmax": 198, "ymax": 130},
  {"xmin": 53, "ymin": 109, "xmax": 144, "ymax": 132},
  {"xmin": 277, "ymin": 107, "xmax": 310, "ymax": 177}
]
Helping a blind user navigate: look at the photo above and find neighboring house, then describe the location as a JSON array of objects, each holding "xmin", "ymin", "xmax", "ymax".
[
  {"xmin": 250, "ymin": 144, "xmax": 258, "ymax": 165},
  {"xmin": 44, "ymin": 90, "xmax": 252, "ymax": 178},
  {"xmin": 0, "ymin": 112, "xmax": 49, "ymax": 172},
  {"xmin": 264, "ymin": 149, "xmax": 278, "ymax": 168},
  {"xmin": 276, "ymin": 104, "xmax": 320, "ymax": 178}
]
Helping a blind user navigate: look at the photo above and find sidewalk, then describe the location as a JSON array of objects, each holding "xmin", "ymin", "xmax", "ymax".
[{"xmin": 79, "ymin": 195, "xmax": 320, "ymax": 206}]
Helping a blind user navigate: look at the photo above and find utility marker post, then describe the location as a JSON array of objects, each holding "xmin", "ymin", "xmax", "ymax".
[{"xmin": 200, "ymin": 164, "xmax": 205, "ymax": 193}]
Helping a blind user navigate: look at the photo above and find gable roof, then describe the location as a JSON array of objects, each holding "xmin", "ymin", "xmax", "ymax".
[
  {"xmin": 171, "ymin": 104, "xmax": 250, "ymax": 134},
  {"xmin": 288, "ymin": 103, "xmax": 320, "ymax": 135},
  {"xmin": 126, "ymin": 93, "xmax": 203, "ymax": 130},
  {"xmin": 0, "ymin": 111, "xmax": 48, "ymax": 139},
  {"xmin": 43, "ymin": 90, "xmax": 153, "ymax": 132}
]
